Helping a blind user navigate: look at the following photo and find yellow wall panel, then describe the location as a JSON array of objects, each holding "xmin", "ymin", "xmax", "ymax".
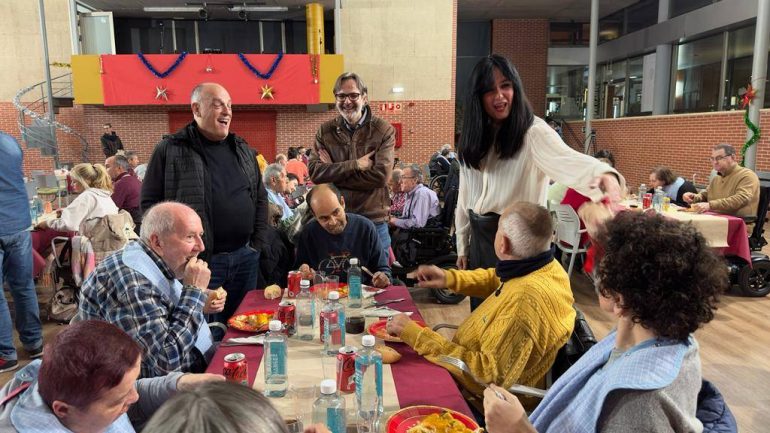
[
  {"xmin": 71, "ymin": 55, "xmax": 104, "ymax": 105},
  {"xmin": 319, "ymin": 55, "xmax": 344, "ymax": 104}
]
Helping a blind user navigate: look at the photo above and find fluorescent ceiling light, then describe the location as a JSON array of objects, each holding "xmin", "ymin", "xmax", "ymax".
[
  {"xmin": 143, "ymin": 6, "xmax": 202, "ymax": 13},
  {"xmin": 228, "ymin": 6, "xmax": 288, "ymax": 12},
  {"xmin": 391, "ymin": 86, "xmax": 405, "ymax": 93}
]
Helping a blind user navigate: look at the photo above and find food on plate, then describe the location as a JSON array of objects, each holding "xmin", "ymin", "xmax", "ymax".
[
  {"xmin": 406, "ymin": 411, "xmax": 474, "ymax": 433},
  {"xmin": 228, "ymin": 310, "xmax": 274, "ymax": 332},
  {"xmin": 374, "ymin": 344, "xmax": 401, "ymax": 364},
  {"xmin": 264, "ymin": 284, "xmax": 282, "ymax": 299},
  {"xmin": 678, "ymin": 207, "xmax": 698, "ymax": 213}
]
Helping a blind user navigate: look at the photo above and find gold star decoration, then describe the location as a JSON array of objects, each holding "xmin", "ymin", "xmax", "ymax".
[
  {"xmin": 260, "ymin": 85, "xmax": 274, "ymax": 100},
  {"xmin": 155, "ymin": 86, "xmax": 169, "ymax": 101}
]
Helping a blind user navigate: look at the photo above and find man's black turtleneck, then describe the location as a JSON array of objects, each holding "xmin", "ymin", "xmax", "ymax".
[{"xmin": 199, "ymin": 134, "xmax": 255, "ymax": 253}]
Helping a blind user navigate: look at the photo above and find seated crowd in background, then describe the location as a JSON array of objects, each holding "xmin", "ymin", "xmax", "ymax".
[{"xmin": 388, "ymin": 163, "xmax": 440, "ymax": 229}]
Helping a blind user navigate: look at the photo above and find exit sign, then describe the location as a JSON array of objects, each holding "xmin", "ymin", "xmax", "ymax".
[{"xmin": 378, "ymin": 102, "xmax": 403, "ymax": 113}]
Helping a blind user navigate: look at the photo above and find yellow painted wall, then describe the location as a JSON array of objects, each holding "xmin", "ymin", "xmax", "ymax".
[
  {"xmin": 71, "ymin": 55, "xmax": 104, "ymax": 104},
  {"xmin": 339, "ymin": 0, "xmax": 453, "ymax": 101},
  {"xmin": 319, "ymin": 55, "xmax": 344, "ymax": 103},
  {"xmin": 0, "ymin": 0, "xmax": 73, "ymax": 102}
]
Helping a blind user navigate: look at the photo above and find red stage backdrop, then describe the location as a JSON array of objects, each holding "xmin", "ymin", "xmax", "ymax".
[{"xmin": 101, "ymin": 54, "xmax": 319, "ymax": 106}]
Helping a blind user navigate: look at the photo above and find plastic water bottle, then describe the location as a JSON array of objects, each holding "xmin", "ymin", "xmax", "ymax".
[
  {"xmin": 312, "ymin": 379, "xmax": 347, "ymax": 433},
  {"xmin": 29, "ymin": 199, "xmax": 38, "ymax": 225},
  {"xmin": 355, "ymin": 335, "xmax": 384, "ymax": 432},
  {"xmin": 321, "ymin": 291, "xmax": 345, "ymax": 355},
  {"xmin": 348, "ymin": 258, "xmax": 363, "ymax": 308},
  {"xmin": 653, "ymin": 187, "xmax": 665, "ymax": 212},
  {"xmin": 295, "ymin": 279, "xmax": 315, "ymax": 341},
  {"xmin": 638, "ymin": 183, "xmax": 647, "ymax": 203},
  {"xmin": 264, "ymin": 320, "xmax": 288, "ymax": 397}
]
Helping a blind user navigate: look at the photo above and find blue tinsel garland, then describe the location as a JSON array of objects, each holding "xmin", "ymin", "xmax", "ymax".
[
  {"xmin": 237, "ymin": 52, "xmax": 284, "ymax": 79},
  {"xmin": 137, "ymin": 52, "xmax": 188, "ymax": 78}
]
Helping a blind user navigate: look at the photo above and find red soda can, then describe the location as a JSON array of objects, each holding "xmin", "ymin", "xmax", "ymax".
[
  {"xmin": 336, "ymin": 346, "xmax": 358, "ymax": 392},
  {"xmin": 643, "ymin": 193, "xmax": 652, "ymax": 209},
  {"xmin": 287, "ymin": 271, "xmax": 302, "ymax": 298},
  {"xmin": 277, "ymin": 301, "xmax": 296, "ymax": 336},
  {"xmin": 223, "ymin": 353, "xmax": 248, "ymax": 385}
]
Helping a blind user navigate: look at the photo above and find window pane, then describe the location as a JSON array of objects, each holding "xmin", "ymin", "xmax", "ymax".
[
  {"xmin": 627, "ymin": 56, "xmax": 645, "ymax": 115},
  {"xmin": 198, "ymin": 21, "xmax": 260, "ymax": 53},
  {"xmin": 261, "ymin": 21, "xmax": 283, "ymax": 53},
  {"xmin": 547, "ymin": 65, "xmax": 588, "ymax": 120},
  {"xmin": 674, "ymin": 33, "xmax": 723, "ymax": 112},
  {"xmin": 670, "ymin": 0, "xmax": 717, "ymax": 18}
]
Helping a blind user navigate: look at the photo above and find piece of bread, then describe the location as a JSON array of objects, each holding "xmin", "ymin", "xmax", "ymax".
[
  {"xmin": 375, "ymin": 344, "xmax": 402, "ymax": 364},
  {"xmin": 264, "ymin": 284, "xmax": 282, "ymax": 299},
  {"xmin": 215, "ymin": 287, "xmax": 226, "ymax": 300}
]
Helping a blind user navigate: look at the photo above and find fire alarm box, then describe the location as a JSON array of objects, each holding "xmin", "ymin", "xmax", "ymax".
[{"xmin": 391, "ymin": 123, "xmax": 402, "ymax": 148}]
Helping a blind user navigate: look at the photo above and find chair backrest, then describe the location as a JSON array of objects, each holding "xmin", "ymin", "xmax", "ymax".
[
  {"xmin": 553, "ymin": 204, "xmax": 582, "ymax": 247},
  {"xmin": 549, "ymin": 307, "xmax": 598, "ymax": 384},
  {"xmin": 750, "ymin": 183, "xmax": 770, "ymax": 250}
]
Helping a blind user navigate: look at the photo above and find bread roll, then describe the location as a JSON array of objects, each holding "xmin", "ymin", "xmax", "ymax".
[
  {"xmin": 375, "ymin": 344, "xmax": 402, "ymax": 364},
  {"xmin": 264, "ymin": 284, "xmax": 282, "ymax": 300}
]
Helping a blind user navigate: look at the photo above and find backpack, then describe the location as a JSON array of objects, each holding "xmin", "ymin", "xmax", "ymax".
[{"xmin": 81, "ymin": 210, "xmax": 138, "ymax": 262}]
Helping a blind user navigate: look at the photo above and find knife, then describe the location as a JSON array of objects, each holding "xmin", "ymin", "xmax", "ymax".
[{"xmin": 364, "ymin": 298, "xmax": 405, "ymax": 308}]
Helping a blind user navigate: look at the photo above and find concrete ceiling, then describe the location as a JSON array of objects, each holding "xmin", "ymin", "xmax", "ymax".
[{"xmin": 79, "ymin": 0, "xmax": 639, "ymax": 22}]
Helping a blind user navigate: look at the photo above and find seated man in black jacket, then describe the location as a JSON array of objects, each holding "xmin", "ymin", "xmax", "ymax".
[{"xmin": 295, "ymin": 184, "xmax": 391, "ymax": 288}]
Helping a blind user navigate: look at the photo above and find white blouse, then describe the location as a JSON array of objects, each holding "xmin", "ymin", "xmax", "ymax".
[
  {"xmin": 455, "ymin": 116, "xmax": 624, "ymax": 256},
  {"xmin": 48, "ymin": 188, "xmax": 120, "ymax": 233}
]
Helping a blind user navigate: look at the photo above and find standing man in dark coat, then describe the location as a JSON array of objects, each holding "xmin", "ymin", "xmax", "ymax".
[
  {"xmin": 141, "ymin": 82, "xmax": 268, "ymax": 324},
  {"xmin": 100, "ymin": 123, "xmax": 124, "ymax": 157}
]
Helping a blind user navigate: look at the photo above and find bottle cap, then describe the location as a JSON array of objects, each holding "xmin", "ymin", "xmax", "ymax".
[
  {"xmin": 328, "ymin": 291, "xmax": 340, "ymax": 300},
  {"xmin": 300, "ymin": 279, "xmax": 310, "ymax": 288},
  {"xmin": 269, "ymin": 320, "xmax": 283, "ymax": 331},
  {"xmin": 349, "ymin": 258, "xmax": 359, "ymax": 265},
  {"xmin": 320, "ymin": 379, "xmax": 337, "ymax": 394},
  {"xmin": 362, "ymin": 335, "xmax": 375, "ymax": 347}
]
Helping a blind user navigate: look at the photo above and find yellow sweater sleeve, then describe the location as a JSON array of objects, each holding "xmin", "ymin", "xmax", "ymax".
[{"xmin": 445, "ymin": 268, "xmax": 501, "ymax": 298}]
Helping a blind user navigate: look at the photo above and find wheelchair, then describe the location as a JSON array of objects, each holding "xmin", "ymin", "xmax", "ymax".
[
  {"xmin": 726, "ymin": 182, "xmax": 770, "ymax": 297},
  {"xmin": 390, "ymin": 187, "xmax": 466, "ymax": 304}
]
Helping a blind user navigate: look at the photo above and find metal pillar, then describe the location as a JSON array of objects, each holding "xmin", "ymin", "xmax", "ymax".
[
  {"xmin": 334, "ymin": 0, "xmax": 342, "ymax": 54},
  {"xmin": 39, "ymin": 0, "xmax": 59, "ymax": 169},
  {"xmin": 584, "ymin": 0, "xmax": 598, "ymax": 153},
  {"xmin": 653, "ymin": 0, "xmax": 672, "ymax": 115},
  {"xmin": 744, "ymin": 0, "xmax": 769, "ymax": 170}
]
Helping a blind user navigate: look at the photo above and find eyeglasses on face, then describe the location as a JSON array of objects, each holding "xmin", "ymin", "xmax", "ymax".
[
  {"xmin": 708, "ymin": 155, "xmax": 731, "ymax": 163},
  {"xmin": 335, "ymin": 92, "xmax": 361, "ymax": 102}
]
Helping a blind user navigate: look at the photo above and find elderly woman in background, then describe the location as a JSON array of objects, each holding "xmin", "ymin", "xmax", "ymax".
[
  {"xmin": 389, "ymin": 168, "xmax": 407, "ymax": 216},
  {"xmin": 649, "ymin": 165, "xmax": 698, "ymax": 206},
  {"xmin": 483, "ymin": 211, "xmax": 727, "ymax": 433}
]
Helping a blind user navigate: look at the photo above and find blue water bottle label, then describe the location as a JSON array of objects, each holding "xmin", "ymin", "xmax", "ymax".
[
  {"xmin": 349, "ymin": 275, "xmax": 362, "ymax": 298},
  {"xmin": 268, "ymin": 341, "xmax": 286, "ymax": 375},
  {"xmin": 327, "ymin": 407, "xmax": 345, "ymax": 433}
]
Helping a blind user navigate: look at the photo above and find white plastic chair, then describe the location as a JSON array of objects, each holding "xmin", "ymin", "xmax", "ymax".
[{"xmin": 552, "ymin": 204, "xmax": 588, "ymax": 278}]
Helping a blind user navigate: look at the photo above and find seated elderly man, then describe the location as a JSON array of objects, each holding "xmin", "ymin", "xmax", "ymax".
[
  {"xmin": 389, "ymin": 164, "xmax": 440, "ymax": 229},
  {"xmin": 296, "ymin": 183, "xmax": 391, "ymax": 288},
  {"xmin": 0, "ymin": 320, "xmax": 223, "ymax": 432},
  {"xmin": 264, "ymin": 163, "xmax": 295, "ymax": 222},
  {"xmin": 387, "ymin": 202, "xmax": 575, "ymax": 410},
  {"xmin": 106, "ymin": 154, "xmax": 143, "ymax": 230},
  {"xmin": 76, "ymin": 202, "xmax": 227, "ymax": 378},
  {"xmin": 684, "ymin": 143, "xmax": 760, "ymax": 231}
]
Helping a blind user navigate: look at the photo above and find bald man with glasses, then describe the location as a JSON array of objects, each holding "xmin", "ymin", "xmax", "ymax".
[{"xmin": 308, "ymin": 72, "xmax": 395, "ymax": 260}]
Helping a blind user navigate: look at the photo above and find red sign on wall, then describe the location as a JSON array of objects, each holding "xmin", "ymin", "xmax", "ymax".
[
  {"xmin": 391, "ymin": 123, "xmax": 402, "ymax": 149},
  {"xmin": 378, "ymin": 102, "xmax": 403, "ymax": 113}
]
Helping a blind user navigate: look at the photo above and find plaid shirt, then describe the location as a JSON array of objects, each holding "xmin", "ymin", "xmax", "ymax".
[{"xmin": 78, "ymin": 240, "xmax": 206, "ymax": 378}]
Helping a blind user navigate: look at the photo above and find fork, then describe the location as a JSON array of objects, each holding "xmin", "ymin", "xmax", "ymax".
[{"xmin": 437, "ymin": 355, "xmax": 547, "ymax": 399}]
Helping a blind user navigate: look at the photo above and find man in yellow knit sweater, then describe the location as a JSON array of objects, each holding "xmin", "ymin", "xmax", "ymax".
[
  {"xmin": 684, "ymin": 143, "xmax": 759, "ymax": 233},
  {"xmin": 386, "ymin": 201, "xmax": 575, "ymax": 410}
]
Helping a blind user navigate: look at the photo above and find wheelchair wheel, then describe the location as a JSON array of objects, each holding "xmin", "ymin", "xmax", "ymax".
[
  {"xmin": 429, "ymin": 175, "xmax": 447, "ymax": 202},
  {"xmin": 737, "ymin": 260, "xmax": 770, "ymax": 297},
  {"xmin": 426, "ymin": 255, "xmax": 466, "ymax": 304}
]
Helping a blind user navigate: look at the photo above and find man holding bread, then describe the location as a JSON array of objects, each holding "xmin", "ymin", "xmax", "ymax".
[{"xmin": 77, "ymin": 202, "xmax": 226, "ymax": 378}]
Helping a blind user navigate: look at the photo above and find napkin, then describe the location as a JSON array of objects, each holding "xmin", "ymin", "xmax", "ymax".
[
  {"xmin": 362, "ymin": 308, "xmax": 413, "ymax": 318},
  {"xmin": 363, "ymin": 288, "xmax": 385, "ymax": 299},
  {"xmin": 226, "ymin": 335, "xmax": 265, "ymax": 345}
]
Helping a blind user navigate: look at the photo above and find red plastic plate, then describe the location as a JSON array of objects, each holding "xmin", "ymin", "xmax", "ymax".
[
  {"xmin": 368, "ymin": 319, "xmax": 425, "ymax": 343},
  {"xmin": 386, "ymin": 405, "xmax": 479, "ymax": 433}
]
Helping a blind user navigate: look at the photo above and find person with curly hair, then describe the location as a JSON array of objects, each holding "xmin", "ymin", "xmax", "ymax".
[{"xmin": 483, "ymin": 211, "xmax": 727, "ymax": 433}]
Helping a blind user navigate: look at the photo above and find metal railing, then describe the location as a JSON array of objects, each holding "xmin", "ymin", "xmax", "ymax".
[{"xmin": 12, "ymin": 72, "xmax": 90, "ymax": 165}]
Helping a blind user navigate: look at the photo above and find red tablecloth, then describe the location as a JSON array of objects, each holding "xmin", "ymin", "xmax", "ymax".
[
  {"xmin": 712, "ymin": 213, "xmax": 751, "ymax": 264},
  {"xmin": 206, "ymin": 286, "xmax": 473, "ymax": 418}
]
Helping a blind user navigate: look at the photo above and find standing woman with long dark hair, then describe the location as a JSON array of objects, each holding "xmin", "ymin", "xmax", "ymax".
[{"xmin": 456, "ymin": 54, "xmax": 623, "ymax": 310}]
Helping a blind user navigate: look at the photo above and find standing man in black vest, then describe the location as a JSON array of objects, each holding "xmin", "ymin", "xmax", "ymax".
[
  {"xmin": 101, "ymin": 123, "xmax": 124, "ymax": 157},
  {"xmin": 141, "ymin": 82, "xmax": 267, "ymax": 325}
]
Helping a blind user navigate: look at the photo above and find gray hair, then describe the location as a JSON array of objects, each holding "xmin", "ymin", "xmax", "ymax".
[
  {"xmin": 263, "ymin": 163, "xmax": 284, "ymax": 186},
  {"xmin": 190, "ymin": 83, "xmax": 205, "ymax": 104},
  {"xmin": 140, "ymin": 202, "xmax": 187, "ymax": 242},
  {"xmin": 391, "ymin": 168, "xmax": 403, "ymax": 183},
  {"xmin": 333, "ymin": 72, "xmax": 368, "ymax": 96},
  {"xmin": 500, "ymin": 202, "xmax": 553, "ymax": 259},
  {"xmin": 125, "ymin": 150, "xmax": 138, "ymax": 159},
  {"xmin": 114, "ymin": 155, "xmax": 131, "ymax": 171},
  {"xmin": 142, "ymin": 381, "xmax": 290, "ymax": 433},
  {"xmin": 405, "ymin": 164, "xmax": 424, "ymax": 184},
  {"xmin": 713, "ymin": 143, "xmax": 736, "ymax": 156}
]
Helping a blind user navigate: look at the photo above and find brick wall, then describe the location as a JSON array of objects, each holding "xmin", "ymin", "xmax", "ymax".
[
  {"xmin": 491, "ymin": 19, "xmax": 549, "ymax": 117},
  {"xmin": 565, "ymin": 109, "xmax": 770, "ymax": 189}
]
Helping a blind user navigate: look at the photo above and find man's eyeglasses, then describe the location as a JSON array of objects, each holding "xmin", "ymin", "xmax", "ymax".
[
  {"xmin": 708, "ymin": 155, "xmax": 731, "ymax": 163},
  {"xmin": 335, "ymin": 92, "xmax": 361, "ymax": 102},
  {"xmin": 400, "ymin": 175, "xmax": 416, "ymax": 180}
]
